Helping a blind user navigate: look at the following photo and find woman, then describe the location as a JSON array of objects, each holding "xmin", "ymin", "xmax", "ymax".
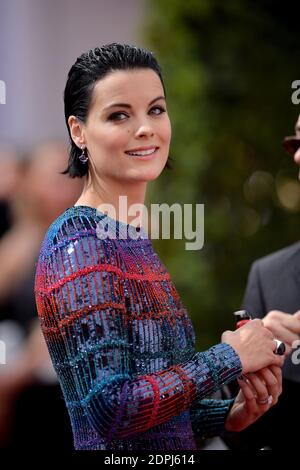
[{"xmin": 34, "ymin": 43, "xmax": 283, "ymax": 450}]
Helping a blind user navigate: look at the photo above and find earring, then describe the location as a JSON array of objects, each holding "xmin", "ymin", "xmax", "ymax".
[{"xmin": 78, "ymin": 146, "xmax": 88, "ymax": 164}]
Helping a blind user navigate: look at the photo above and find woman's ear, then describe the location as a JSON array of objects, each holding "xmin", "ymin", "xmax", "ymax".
[{"xmin": 68, "ymin": 116, "xmax": 85, "ymax": 148}]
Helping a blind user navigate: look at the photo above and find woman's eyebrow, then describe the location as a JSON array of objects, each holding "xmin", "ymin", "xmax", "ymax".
[{"xmin": 103, "ymin": 95, "xmax": 166, "ymax": 111}]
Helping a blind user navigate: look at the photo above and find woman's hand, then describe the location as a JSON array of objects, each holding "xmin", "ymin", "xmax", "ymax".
[
  {"xmin": 222, "ymin": 319, "xmax": 285, "ymax": 374},
  {"xmin": 225, "ymin": 365, "xmax": 282, "ymax": 433}
]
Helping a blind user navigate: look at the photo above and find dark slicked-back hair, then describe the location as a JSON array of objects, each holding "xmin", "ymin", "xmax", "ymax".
[{"xmin": 62, "ymin": 43, "xmax": 171, "ymax": 178}]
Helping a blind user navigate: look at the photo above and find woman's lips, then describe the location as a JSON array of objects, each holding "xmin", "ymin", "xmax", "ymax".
[{"xmin": 124, "ymin": 146, "xmax": 159, "ymax": 159}]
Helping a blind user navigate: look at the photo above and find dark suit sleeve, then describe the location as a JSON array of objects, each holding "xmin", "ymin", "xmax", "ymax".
[
  {"xmin": 242, "ymin": 261, "xmax": 266, "ymax": 319},
  {"xmin": 224, "ymin": 261, "xmax": 270, "ymax": 450}
]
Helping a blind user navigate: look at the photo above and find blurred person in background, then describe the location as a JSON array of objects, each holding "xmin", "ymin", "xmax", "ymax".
[
  {"xmin": 0, "ymin": 147, "xmax": 21, "ymax": 238},
  {"xmin": 224, "ymin": 114, "xmax": 300, "ymax": 450},
  {"xmin": 0, "ymin": 140, "xmax": 82, "ymax": 448}
]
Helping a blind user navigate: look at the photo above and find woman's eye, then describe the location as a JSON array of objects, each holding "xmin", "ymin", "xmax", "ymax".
[
  {"xmin": 107, "ymin": 112, "xmax": 128, "ymax": 121},
  {"xmin": 107, "ymin": 106, "xmax": 166, "ymax": 121},
  {"xmin": 150, "ymin": 106, "xmax": 166, "ymax": 115}
]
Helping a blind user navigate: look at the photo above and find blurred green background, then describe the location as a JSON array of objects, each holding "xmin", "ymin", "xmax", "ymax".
[{"xmin": 140, "ymin": 0, "xmax": 300, "ymax": 349}]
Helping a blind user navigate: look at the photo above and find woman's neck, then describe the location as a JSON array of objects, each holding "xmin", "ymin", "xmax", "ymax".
[{"xmin": 75, "ymin": 175, "xmax": 148, "ymax": 226}]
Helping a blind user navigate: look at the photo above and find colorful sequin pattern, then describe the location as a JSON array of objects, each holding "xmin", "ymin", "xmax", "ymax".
[{"xmin": 34, "ymin": 206, "xmax": 242, "ymax": 450}]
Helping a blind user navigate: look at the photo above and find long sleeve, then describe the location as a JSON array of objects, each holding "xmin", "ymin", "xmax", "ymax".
[
  {"xmin": 242, "ymin": 261, "xmax": 266, "ymax": 318},
  {"xmin": 35, "ymin": 231, "xmax": 242, "ymax": 442},
  {"xmin": 190, "ymin": 398, "xmax": 234, "ymax": 439}
]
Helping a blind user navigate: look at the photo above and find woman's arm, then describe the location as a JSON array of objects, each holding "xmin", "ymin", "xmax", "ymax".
[
  {"xmin": 35, "ymin": 234, "xmax": 243, "ymax": 441},
  {"xmin": 190, "ymin": 398, "xmax": 234, "ymax": 439},
  {"xmin": 190, "ymin": 365, "xmax": 282, "ymax": 440}
]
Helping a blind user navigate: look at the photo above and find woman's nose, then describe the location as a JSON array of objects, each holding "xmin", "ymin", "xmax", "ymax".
[{"xmin": 135, "ymin": 122, "xmax": 154, "ymax": 138}]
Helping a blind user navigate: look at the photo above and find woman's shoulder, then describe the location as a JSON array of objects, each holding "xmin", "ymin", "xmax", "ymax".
[
  {"xmin": 39, "ymin": 206, "xmax": 100, "ymax": 261},
  {"xmin": 48, "ymin": 206, "xmax": 98, "ymax": 241},
  {"xmin": 38, "ymin": 205, "xmax": 149, "ymax": 264}
]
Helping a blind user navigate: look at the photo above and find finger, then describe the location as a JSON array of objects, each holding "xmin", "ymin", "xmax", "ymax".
[
  {"xmin": 284, "ymin": 344, "xmax": 292, "ymax": 356},
  {"xmin": 256, "ymin": 368, "xmax": 280, "ymax": 403},
  {"xmin": 263, "ymin": 316, "xmax": 287, "ymax": 336},
  {"xmin": 237, "ymin": 376, "xmax": 256, "ymax": 399},
  {"xmin": 268, "ymin": 325, "xmax": 300, "ymax": 346},
  {"xmin": 258, "ymin": 365, "xmax": 282, "ymax": 399},
  {"xmin": 271, "ymin": 353, "xmax": 285, "ymax": 367},
  {"xmin": 264, "ymin": 338, "xmax": 285, "ymax": 365},
  {"xmin": 263, "ymin": 311, "xmax": 300, "ymax": 338},
  {"xmin": 244, "ymin": 373, "xmax": 269, "ymax": 404},
  {"xmin": 238, "ymin": 374, "xmax": 258, "ymax": 398},
  {"xmin": 273, "ymin": 339, "xmax": 286, "ymax": 356},
  {"xmin": 238, "ymin": 376, "xmax": 271, "ymax": 414},
  {"xmin": 280, "ymin": 315, "xmax": 300, "ymax": 334},
  {"xmin": 277, "ymin": 329, "xmax": 299, "ymax": 347},
  {"xmin": 237, "ymin": 377, "xmax": 260, "ymax": 414},
  {"xmin": 268, "ymin": 365, "xmax": 283, "ymax": 395},
  {"xmin": 268, "ymin": 365, "xmax": 282, "ymax": 378}
]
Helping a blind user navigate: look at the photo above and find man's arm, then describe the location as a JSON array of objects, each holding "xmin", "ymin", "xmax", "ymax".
[{"xmin": 242, "ymin": 261, "xmax": 266, "ymax": 318}]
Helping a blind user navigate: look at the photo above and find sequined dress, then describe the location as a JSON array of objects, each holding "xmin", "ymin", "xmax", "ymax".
[{"xmin": 34, "ymin": 205, "xmax": 242, "ymax": 450}]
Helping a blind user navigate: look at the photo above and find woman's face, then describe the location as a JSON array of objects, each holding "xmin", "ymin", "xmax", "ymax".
[{"xmin": 70, "ymin": 68, "xmax": 171, "ymax": 184}]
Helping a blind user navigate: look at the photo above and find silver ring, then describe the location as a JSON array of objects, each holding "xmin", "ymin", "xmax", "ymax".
[
  {"xmin": 257, "ymin": 395, "xmax": 273, "ymax": 405},
  {"xmin": 274, "ymin": 339, "xmax": 286, "ymax": 356}
]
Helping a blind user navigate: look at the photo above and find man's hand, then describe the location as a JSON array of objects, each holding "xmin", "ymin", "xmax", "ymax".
[{"xmin": 263, "ymin": 310, "xmax": 300, "ymax": 355}]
